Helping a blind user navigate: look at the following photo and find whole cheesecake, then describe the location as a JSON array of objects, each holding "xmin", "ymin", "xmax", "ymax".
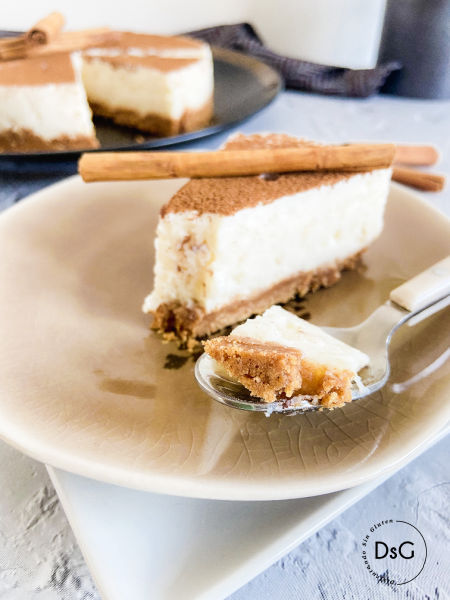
[
  {"xmin": 0, "ymin": 31, "xmax": 214, "ymax": 152},
  {"xmin": 143, "ymin": 133, "xmax": 392, "ymax": 339}
]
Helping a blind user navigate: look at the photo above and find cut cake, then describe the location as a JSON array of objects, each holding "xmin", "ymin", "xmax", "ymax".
[
  {"xmin": 143, "ymin": 133, "xmax": 392, "ymax": 339},
  {"xmin": 0, "ymin": 52, "xmax": 98, "ymax": 152}
]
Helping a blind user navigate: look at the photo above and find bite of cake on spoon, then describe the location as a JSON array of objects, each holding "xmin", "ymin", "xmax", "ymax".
[{"xmin": 203, "ymin": 305, "xmax": 369, "ymax": 409}]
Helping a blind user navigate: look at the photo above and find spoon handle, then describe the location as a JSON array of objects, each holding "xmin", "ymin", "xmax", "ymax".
[{"xmin": 390, "ymin": 256, "xmax": 450, "ymax": 312}]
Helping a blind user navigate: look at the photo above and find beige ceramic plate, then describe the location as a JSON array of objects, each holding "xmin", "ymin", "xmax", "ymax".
[{"xmin": 0, "ymin": 177, "xmax": 449, "ymax": 500}]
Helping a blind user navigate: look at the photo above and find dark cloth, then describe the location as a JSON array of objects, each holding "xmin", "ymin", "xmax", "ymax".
[{"xmin": 187, "ymin": 23, "xmax": 400, "ymax": 98}]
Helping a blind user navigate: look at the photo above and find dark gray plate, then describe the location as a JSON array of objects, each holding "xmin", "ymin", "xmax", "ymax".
[{"xmin": 0, "ymin": 45, "xmax": 282, "ymax": 159}]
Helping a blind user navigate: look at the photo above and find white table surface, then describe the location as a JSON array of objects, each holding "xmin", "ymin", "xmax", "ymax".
[{"xmin": 0, "ymin": 90, "xmax": 449, "ymax": 599}]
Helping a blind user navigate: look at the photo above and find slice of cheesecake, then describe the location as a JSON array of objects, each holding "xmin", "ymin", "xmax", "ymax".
[
  {"xmin": 0, "ymin": 52, "xmax": 98, "ymax": 152},
  {"xmin": 82, "ymin": 32, "xmax": 213, "ymax": 136},
  {"xmin": 204, "ymin": 305, "xmax": 369, "ymax": 408},
  {"xmin": 143, "ymin": 133, "xmax": 392, "ymax": 340}
]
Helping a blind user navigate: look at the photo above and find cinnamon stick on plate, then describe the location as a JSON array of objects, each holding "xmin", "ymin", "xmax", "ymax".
[
  {"xmin": 26, "ymin": 12, "xmax": 65, "ymax": 46},
  {"xmin": 78, "ymin": 143, "xmax": 396, "ymax": 182},
  {"xmin": 392, "ymin": 166, "xmax": 445, "ymax": 192},
  {"xmin": 394, "ymin": 145, "xmax": 439, "ymax": 166}
]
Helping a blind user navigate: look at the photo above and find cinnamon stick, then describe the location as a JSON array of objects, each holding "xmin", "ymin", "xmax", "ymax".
[
  {"xmin": 0, "ymin": 28, "xmax": 118, "ymax": 61},
  {"xmin": 0, "ymin": 12, "xmax": 66, "ymax": 61},
  {"xmin": 0, "ymin": 35, "xmax": 27, "ymax": 60},
  {"xmin": 25, "ymin": 28, "xmax": 119, "ymax": 57},
  {"xmin": 78, "ymin": 143, "xmax": 396, "ymax": 182},
  {"xmin": 26, "ymin": 12, "xmax": 65, "ymax": 46},
  {"xmin": 0, "ymin": 36, "xmax": 26, "ymax": 49},
  {"xmin": 392, "ymin": 166, "xmax": 445, "ymax": 192},
  {"xmin": 394, "ymin": 145, "xmax": 439, "ymax": 166}
]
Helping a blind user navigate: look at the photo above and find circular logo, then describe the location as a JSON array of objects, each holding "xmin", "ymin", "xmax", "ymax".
[{"xmin": 361, "ymin": 520, "xmax": 427, "ymax": 586}]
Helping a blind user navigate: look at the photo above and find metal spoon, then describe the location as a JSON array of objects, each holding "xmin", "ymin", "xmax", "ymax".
[{"xmin": 195, "ymin": 256, "xmax": 450, "ymax": 415}]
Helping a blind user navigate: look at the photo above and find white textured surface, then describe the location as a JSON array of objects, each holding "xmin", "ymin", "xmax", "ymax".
[
  {"xmin": 0, "ymin": 435, "xmax": 449, "ymax": 599},
  {"xmin": 231, "ymin": 435, "xmax": 450, "ymax": 600},
  {"xmin": 45, "ymin": 426, "xmax": 449, "ymax": 600},
  {"xmin": 0, "ymin": 441, "xmax": 97, "ymax": 599},
  {"xmin": 0, "ymin": 89, "xmax": 449, "ymax": 599}
]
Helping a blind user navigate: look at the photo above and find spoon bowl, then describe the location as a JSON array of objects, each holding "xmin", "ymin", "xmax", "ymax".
[{"xmin": 196, "ymin": 257, "xmax": 450, "ymax": 415}]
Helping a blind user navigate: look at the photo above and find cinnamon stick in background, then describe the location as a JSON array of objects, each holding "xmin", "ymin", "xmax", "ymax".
[
  {"xmin": 78, "ymin": 143, "xmax": 396, "ymax": 182},
  {"xmin": 28, "ymin": 28, "xmax": 119, "ymax": 57},
  {"xmin": 0, "ymin": 35, "xmax": 27, "ymax": 61},
  {"xmin": 0, "ymin": 12, "xmax": 65, "ymax": 61},
  {"xmin": 26, "ymin": 12, "xmax": 65, "ymax": 46},
  {"xmin": 0, "ymin": 26, "xmax": 117, "ymax": 61},
  {"xmin": 394, "ymin": 144, "xmax": 439, "ymax": 166},
  {"xmin": 392, "ymin": 166, "xmax": 445, "ymax": 192},
  {"xmin": 0, "ymin": 37, "xmax": 25, "ymax": 49}
]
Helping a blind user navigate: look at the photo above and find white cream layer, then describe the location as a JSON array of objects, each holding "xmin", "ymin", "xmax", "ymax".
[
  {"xmin": 143, "ymin": 168, "xmax": 391, "ymax": 315},
  {"xmin": 82, "ymin": 51, "xmax": 213, "ymax": 120},
  {"xmin": 230, "ymin": 305, "xmax": 369, "ymax": 373},
  {"xmin": 0, "ymin": 53, "xmax": 95, "ymax": 141}
]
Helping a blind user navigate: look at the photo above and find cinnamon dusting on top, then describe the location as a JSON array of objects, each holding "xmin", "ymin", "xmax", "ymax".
[
  {"xmin": 0, "ymin": 52, "xmax": 75, "ymax": 86},
  {"xmin": 161, "ymin": 134, "xmax": 370, "ymax": 217},
  {"xmin": 101, "ymin": 31, "xmax": 205, "ymax": 52}
]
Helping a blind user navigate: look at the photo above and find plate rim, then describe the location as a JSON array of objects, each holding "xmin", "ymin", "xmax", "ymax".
[{"xmin": 0, "ymin": 176, "xmax": 449, "ymax": 501}]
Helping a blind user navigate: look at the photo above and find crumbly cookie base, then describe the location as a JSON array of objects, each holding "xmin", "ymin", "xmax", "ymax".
[
  {"xmin": 150, "ymin": 251, "xmax": 364, "ymax": 341},
  {"xmin": 0, "ymin": 128, "xmax": 99, "ymax": 152},
  {"xmin": 203, "ymin": 336, "xmax": 353, "ymax": 408},
  {"xmin": 90, "ymin": 95, "xmax": 213, "ymax": 137}
]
